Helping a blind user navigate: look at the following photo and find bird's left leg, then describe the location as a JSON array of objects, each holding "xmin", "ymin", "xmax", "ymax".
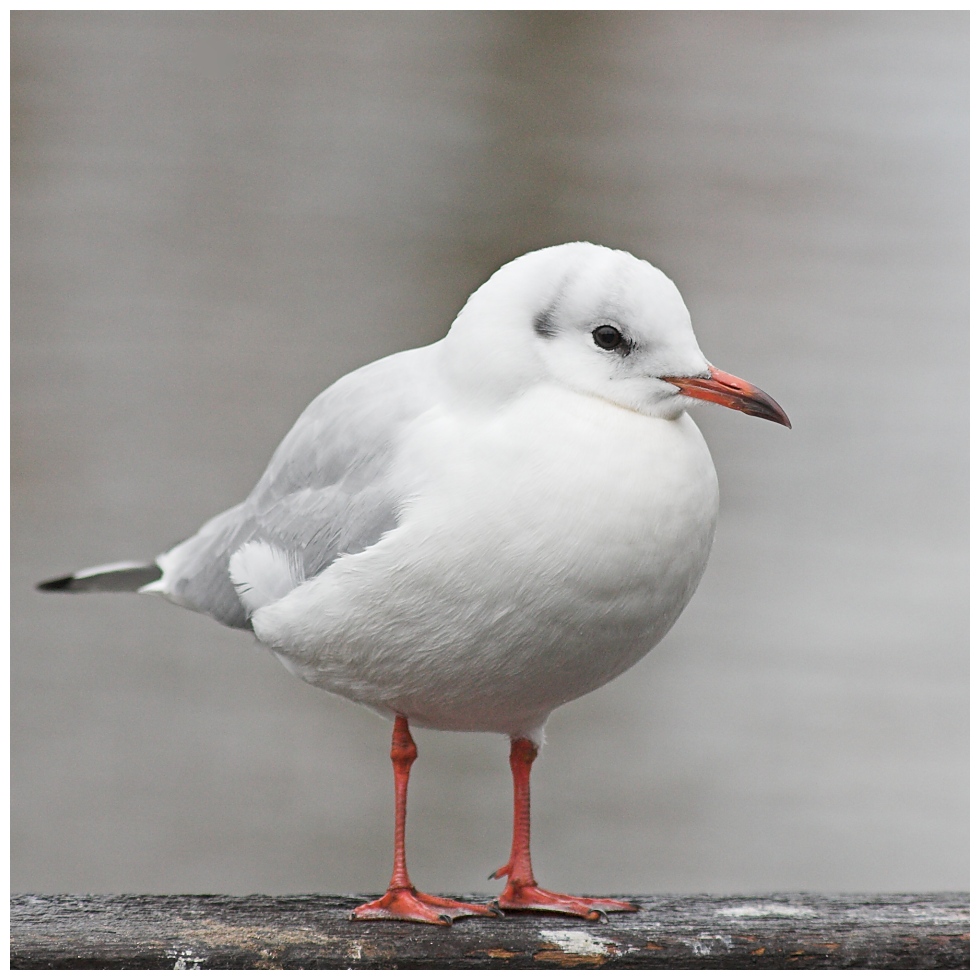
[
  {"xmin": 351, "ymin": 715, "xmax": 497, "ymax": 925},
  {"xmin": 490, "ymin": 737, "xmax": 638, "ymax": 920}
]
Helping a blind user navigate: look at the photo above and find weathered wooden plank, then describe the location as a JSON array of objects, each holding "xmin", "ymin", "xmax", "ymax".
[{"xmin": 10, "ymin": 893, "xmax": 968, "ymax": 969}]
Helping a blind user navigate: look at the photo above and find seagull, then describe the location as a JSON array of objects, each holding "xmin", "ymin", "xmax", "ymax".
[{"xmin": 39, "ymin": 242, "xmax": 790, "ymax": 925}]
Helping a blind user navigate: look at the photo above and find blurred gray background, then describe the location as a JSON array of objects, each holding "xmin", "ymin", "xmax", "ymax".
[{"xmin": 12, "ymin": 12, "xmax": 967, "ymax": 896}]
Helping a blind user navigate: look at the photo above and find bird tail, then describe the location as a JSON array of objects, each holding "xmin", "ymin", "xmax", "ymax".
[{"xmin": 37, "ymin": 560, "xmax": 162, "ymax": 593}]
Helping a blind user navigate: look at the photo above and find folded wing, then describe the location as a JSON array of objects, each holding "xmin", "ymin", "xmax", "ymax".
[{"xmin": 143, "ymin": 345, "xmax": 441, "ymax": 629}]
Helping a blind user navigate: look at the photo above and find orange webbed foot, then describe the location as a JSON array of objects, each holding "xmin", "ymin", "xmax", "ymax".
[
  {"xmin": 494, "ymin": 881, "xmax": 638, "ymax": 921},
  {"xmin": 351, "ymin": 886, "xmax": 500, "ymax": 925}
]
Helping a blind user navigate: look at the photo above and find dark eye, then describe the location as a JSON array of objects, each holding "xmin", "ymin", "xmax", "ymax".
[{"xmin": 592, "ymin": 325, "xmax": 624, "ymax": 350}]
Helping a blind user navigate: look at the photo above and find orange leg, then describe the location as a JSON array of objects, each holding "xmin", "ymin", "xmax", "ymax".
[
  {"xmin": 351, "ymin": 715, "xmax": 497, "ymax": 925},
  {"xmin": 491, "ymin": 737, "xmax": 638, "ymax": 921}
]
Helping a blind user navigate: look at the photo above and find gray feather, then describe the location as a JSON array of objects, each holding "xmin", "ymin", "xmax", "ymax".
[{"xmin": 150, "ymin": 345, "xmax": 440, "ymax": 629}]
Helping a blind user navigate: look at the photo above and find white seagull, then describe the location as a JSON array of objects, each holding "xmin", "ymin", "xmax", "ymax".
[{"xmin": 40, "ymin": 242, "xmax": 790, "ymax": 925}]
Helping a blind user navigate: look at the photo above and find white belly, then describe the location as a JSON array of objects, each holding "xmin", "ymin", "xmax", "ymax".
[{"xmin": 252, "ymin": 386, "xmax": 719, "ymax": 738}]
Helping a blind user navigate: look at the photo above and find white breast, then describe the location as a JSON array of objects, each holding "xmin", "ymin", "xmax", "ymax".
[{"xmin": 251, "ymin": 385, "xmax": 719, "ymax": 739}]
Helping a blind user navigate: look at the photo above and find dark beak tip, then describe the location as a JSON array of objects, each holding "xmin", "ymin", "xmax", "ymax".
[{"xmin": 763, "ymin": 407, "xmax": 792, "ymax": 429}]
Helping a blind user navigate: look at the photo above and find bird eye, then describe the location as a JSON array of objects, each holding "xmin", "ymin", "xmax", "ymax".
[{"xmin": 592, "ymin": 325, "xmax": 624, "ymax": 351}]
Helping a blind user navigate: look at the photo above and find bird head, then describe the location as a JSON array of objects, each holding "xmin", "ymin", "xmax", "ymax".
[{"xmin": 444, "ymin": 242, "xmax": 790, "ymax": 429}]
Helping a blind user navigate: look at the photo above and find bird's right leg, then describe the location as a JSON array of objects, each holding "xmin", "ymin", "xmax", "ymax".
[{"xmin": 351, "ymin": 715, "xmax": 497, "ymax": 925}]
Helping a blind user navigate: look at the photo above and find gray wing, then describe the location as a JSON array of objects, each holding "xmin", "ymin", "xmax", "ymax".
[{"xmin": 153, "ymin": 344, "xmax": 441, "ymax": 629}]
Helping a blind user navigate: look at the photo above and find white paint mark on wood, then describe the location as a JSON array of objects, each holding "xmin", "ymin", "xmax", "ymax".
[
  {"xmin": 715, "ymin": 903, "xmax": 817, "ymax": 918},
  {"xmin": 538, "ymin": 929, "xmax": 616, "ymax": 956},
  {"xmin": 171, "ymin": 948, "xmax": 205, "ymax": 970},
  {"xmin": 679, "ymin": 934, "xmax": 733, "ymax": 956}
]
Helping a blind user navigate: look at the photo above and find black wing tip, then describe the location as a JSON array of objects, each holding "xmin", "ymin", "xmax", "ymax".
[{"xmin": 36, "ymin": 563, "xmax": 162, "ymax": 593}]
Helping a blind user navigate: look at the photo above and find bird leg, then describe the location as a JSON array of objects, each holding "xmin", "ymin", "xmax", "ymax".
[
  {"xmin": 351, "ymin": 715, "xmax": 497, "ymax": 925},
  {"xmin": 491, "ymin": 737, "xmax": 638, "ymax": 920}
]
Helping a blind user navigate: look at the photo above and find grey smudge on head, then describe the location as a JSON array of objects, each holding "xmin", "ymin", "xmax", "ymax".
[{"xmin": 533, "ymin": 306, "xmax": 558, "ymax": 338}]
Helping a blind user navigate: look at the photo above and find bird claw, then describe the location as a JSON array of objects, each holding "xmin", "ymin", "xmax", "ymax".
[
  {"xmin": 494, "ymin": 882, "xmax": 639, "ymax": 920},
  {"xmin": 351, "ymin": 886, "xmax": 498, "ymax": 926}
]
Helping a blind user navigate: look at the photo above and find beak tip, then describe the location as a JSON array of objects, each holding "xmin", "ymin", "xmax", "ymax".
[{"xmin": 755, "ymin": 404, "xmax": 792, "ymax": 429}]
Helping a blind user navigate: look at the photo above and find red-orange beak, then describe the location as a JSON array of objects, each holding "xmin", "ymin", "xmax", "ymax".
[{"xmin": 663, "ymin": 366, "xmax": 791, "ymax": 428}]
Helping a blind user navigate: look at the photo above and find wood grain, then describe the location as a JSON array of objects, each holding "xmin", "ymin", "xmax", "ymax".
[{"xmin": 11, "ymin": 893, "xmax": 968, "ymax": 969}]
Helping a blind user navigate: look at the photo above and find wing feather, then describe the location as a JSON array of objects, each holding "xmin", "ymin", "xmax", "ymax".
[{"xmin": 149, "ymin": 344, "xmax": 440, "ymax": 628}]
